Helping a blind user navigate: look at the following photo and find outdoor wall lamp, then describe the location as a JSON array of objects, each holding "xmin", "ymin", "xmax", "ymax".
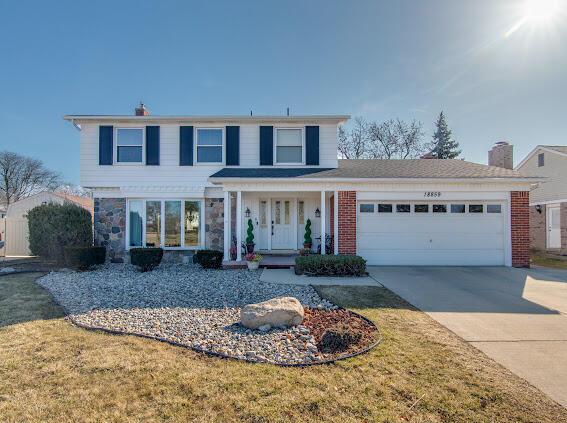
[
  {"xmin": 536, "ymin": 205, "xmax": 542, "ymax": 214},
  {"xmin": 245, "ymin": 207, "xmax": 251, "ymax": 218},
  {"xmin": 315, "ymin": 207, "xmax": 321, "ymax": 218}
]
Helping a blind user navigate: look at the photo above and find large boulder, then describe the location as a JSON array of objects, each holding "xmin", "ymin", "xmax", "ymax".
[{"xmin": 240, "ymin": 297, "xmax": 304, "ymax": 329}]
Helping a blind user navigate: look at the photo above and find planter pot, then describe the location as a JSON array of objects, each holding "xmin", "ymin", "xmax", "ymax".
[
  {"xmin": 246, "ymin": 243, "xmax": 255, "ymax": 254},
  {"xmin": 303, "ymin": 243, "xmax": 312, "ymax": 249},
  {"xmin": 247, "ymin": 261, "xmax": 259, "ymax": 270},
  {"xmin": 230, "ymin": 252, "xmax": 237, "ymax": 261}
]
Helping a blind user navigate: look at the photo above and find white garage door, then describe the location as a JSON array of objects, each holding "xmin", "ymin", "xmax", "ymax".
[{"xmin": 357, "ymin": 202, "xmax": 506, "ymax": 266}]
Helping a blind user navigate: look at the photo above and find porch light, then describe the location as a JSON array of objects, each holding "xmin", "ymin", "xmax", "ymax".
[
  {"xmin": 245, "ymin": 207, "xmax": 251, "ymax": 218},
  {"xmin": 315, "ymin": 207, "xmax": 321, "ymax": 218}
]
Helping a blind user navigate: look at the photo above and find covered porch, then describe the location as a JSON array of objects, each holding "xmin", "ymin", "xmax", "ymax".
[{"xmin": 221, "ymin": 189, "xmax": 339, "ymax": 264}]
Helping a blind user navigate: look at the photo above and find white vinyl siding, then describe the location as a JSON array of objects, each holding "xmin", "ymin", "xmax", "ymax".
[
  {"xmin": 518, "ymin": 148, "xmax": 567, "ymax": 203},
  {"xmin": 79, "ymin": 122, "xmax": 339, "ymax": 189}
]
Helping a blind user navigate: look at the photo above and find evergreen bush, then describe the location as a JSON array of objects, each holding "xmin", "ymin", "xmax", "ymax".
[
  {"xmin": 295, "ymin": 255, "xmax": 366, "ymax": 276},
  {"xmin": 28, "ymin": 202, "xmax": 92, "ymax": 263},
  {"xmin": 130, "ymin": 247, "xmax": 163, "ymax": 272},
  {"xmin": 64, "ymin": 246, "xmax": 106, "ymax": 270}
]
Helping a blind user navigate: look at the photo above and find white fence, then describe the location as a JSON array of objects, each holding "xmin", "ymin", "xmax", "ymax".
[{"xmin": 0, "ymin": 217, "xmax": 31, "ymax": 256}]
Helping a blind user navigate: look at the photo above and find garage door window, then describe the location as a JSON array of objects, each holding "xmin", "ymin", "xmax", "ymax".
[
  {"xmin": 469, "ymin": 204, "xmax": 484, "ymax": 213},
  {"xmin": 487, "ymin": 204, "xmax": 502, "ymax": 213},
  {"xmin": 414, "ymin": 204, "xmax": 429, "ymax": 213},
  {"xmin": 396, "ymin": 204, "xmax": 410, "ymax": 213},
  {"xmin": 359, "ymin": 204, "xmax": 374, "ymax": 213},
  {"xmin": 378, "ymin": 204, "xmax": 393, "ymax": 213},
  {"xmin": 433, "ymin": 204, "xmax": 447, "ymax": 213},
  {"xmin": 451, "ymin": 204, "xmax": 465, "ymax": 213}
]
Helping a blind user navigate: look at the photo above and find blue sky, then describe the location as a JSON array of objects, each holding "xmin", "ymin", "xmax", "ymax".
[{"xmin": 1, "ymin": 0, "xmax": 566, "ymax": 184}]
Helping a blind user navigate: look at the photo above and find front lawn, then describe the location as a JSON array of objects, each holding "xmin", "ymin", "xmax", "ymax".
[
  {"xmin": 532, "ymin": 252, "xmax": 567, "ymax": 269},
  {"xmin": 1, "ymin": 273, "xmax": 566, "ymax": 422}
]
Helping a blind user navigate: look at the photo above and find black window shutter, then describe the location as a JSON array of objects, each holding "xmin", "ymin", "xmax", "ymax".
[
  {"xmin": 146, "ymin": 126, "xmax": 160, "ymax": 165},
  {"xmin": 226, "ymin": 126, "xmax": 240, "ymax": 166},
  {"xmin": 99, "ymin": 125, "xmax": 113, "ymax": 165},
  {"xmin": 259, "ymin": 126, "xmax": 273, "ymax": 166},
  {"xmin": 305, "ymin": 126, "xmax": 320, "ymax": 166},
  {"xmin": 179, "ymin": 126, "xmax": 194, "ymax": 166}
]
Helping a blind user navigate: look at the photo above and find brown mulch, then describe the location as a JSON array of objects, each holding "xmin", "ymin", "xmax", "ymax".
[{"xmin": 302, "ymin": 307, "xmax": 379, "ymax": 355}]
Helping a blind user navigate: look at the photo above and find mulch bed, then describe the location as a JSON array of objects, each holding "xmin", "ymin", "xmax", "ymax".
[{"xmin": 302, "ymin": 307, "xmax": 379, "ymax": 356}]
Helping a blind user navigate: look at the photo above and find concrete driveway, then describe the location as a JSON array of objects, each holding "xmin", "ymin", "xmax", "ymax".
[{"xmin": 368, "ymin": 266, "xmax": 567, "ymax": 407}]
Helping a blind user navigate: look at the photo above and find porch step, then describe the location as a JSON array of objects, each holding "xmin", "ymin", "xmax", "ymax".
[{"xmin": 222, "ymin": 255, "xmax": 297, "ymax": 270}]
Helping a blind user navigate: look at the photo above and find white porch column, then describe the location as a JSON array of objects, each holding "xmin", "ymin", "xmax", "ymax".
[
  {"xmin": 223, "ymin": 191, "xmax": 230, "ymax": 261},
  {"xmin": 320, "ymin": 190, "xmax": 326, "ymax": 255},
  {"xmin": 333, "ymin": 191, "xmax": 339, "ymax": 255},
  {"xmin": 236, "ymin": 191, "xmax": 242, "ymax": 261}
]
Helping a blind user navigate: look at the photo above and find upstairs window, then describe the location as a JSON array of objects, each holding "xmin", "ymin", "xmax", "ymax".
[
  {"xmin": 276, "ymin": 128, "xmax": 303, "ymax": 164},
  {"xmin": 117, "ymin": 128, "xmax": 143, "ymax": 163},
  {"xmin": 196, "ymin": 128, "xmax": 223, "ymax": 163},
  {"xmin": 538, "ymin": 153, "xmax": 545, "ymax": 167}
]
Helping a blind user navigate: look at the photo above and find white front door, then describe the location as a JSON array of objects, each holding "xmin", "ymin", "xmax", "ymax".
[
  {"xmin": 271, "ymin": 199, "xmax": 295, "ymax": 249},
  {"xmin": 547, "ymin": 205, "xmax": 561, "ymax": 249}
]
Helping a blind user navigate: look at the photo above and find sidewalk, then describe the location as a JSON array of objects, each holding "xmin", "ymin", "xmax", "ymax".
[{"xmin": 260, "ymin": 268, "xmax": 382, "ymax": 286}]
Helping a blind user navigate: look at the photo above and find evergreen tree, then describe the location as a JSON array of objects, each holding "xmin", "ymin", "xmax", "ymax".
[{"xmin": 431, "ymin": 111, "xmax": 461, "ymax": 159}]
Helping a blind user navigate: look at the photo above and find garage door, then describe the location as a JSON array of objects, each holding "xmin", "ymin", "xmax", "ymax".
[{"xmin": 357, "ymin": 202, "xmax": 506, "ymax": 266}]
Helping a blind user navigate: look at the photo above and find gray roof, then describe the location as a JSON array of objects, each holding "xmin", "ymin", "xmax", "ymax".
[
  {"xmin": 210, "ymin": 159, "xmax": 536, "ymax": 180},
  {"xmin": 542, "ymin": 145, "xmax": 567, "ymax": 154}
]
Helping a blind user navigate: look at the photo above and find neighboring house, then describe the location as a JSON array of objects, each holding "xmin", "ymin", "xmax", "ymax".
[
  {"xmin": 6, "ymin": 192, "xmax": 93, "ymax": 219},
  {"xmin": 516, "ymin": 145, "xmax": 567, "ymax": 254},
  {"xmin": 64, "ymin": 104, "xmax": 537, "ymax": 267}
]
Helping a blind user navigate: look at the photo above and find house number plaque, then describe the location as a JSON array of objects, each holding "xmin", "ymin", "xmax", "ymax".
[{"xmin": 423, "ymin": 191, "xmax": 441, "ymax": 198}]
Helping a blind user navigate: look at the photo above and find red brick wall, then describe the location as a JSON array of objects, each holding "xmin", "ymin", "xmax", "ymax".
[
  {"xmin": 511, "ymin": 191, "xmax": 530, "ymax": 268},
  {"xmin": 338, "ymin": 191, "xmax": 356, "ymax": 255},
  {"xmin": 329, "ymin": 194, "xmax": 334, "ymax": 238}
]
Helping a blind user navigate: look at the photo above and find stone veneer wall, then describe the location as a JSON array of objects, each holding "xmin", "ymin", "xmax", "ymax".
[
  {"xmin": 94, "ymin": 198, "xmax": 126, "ymax": 260},
  {"xmin": 529, "ymin": 204, "xmax": 546, "ymax": 251},
  {"xmin": 205, "ymin": 198, "xmax": 224, "ymax": 251}
]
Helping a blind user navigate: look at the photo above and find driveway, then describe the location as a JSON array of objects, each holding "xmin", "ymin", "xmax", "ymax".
[{"xmin": 368, "ymin": 266, "xmax": 567, "ymax": 407}]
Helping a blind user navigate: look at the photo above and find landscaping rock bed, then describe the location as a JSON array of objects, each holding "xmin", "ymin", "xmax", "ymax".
[{"xmin": 38, "ymin": 264, "xmax": 379, "ymax": 365}]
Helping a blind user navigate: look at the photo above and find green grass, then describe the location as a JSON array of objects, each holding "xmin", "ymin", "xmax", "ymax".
[
  {"xmin": 0, "ymin": 273, "xmax": 566, "ymax": 422},
  {"xmin": 532, "ymin": 252, "xmax": 567, "ymax": 269}
]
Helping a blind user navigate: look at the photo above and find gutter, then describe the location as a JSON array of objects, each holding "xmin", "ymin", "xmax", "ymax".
[{"xmin": 208, "ymin": 176, "xmax": 544, "ymax": 184}]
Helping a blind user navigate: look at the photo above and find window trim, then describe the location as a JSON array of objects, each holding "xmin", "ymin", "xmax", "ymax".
[
  {"xmin": 126, "ymin": 198, "xmax": 205, "ymax": 250},
  {"xmin": 194, "ymin": 127, "xmax": 225, "ymax": 165},
  {"xmin": 115, "ymin": 127, "xmax": 145, "ymax": 165},
  {"xmin": 274, "ymin": 127, "xmax": 305, "ymax": 165}
]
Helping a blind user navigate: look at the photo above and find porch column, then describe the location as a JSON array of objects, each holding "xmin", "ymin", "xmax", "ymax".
[
  {"xmin": 236, "ymin": 191, "xmax": 242, "ymax": 261},
  {"xmin": 333, "ymin": 191, "xmax": 339, "ymax": 255},
  {"xmin": 223, "ymin": 191, "xmax": 230, "ymax": 261},
  {"xmin": 320, "ymin": 190, "xmax": 326, "ymax": 255}
]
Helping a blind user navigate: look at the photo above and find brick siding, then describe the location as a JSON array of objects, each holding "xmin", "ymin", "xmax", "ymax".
[
  {"xmin": 338, "ymin": 191, "xmax": 356, "ymax": 255},
  {"xmin": 511, "ymin": 191, "xmax": 530, "ymax": 267}
]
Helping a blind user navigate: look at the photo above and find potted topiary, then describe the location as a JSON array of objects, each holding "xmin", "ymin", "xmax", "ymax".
[
  {"xmin": 245, "ymin": 252, "xmax": 263, "ymax": 270},
  {"xmin": 245, "ymin": 219, "xmax": 255, "ymax": 253},
  {"xmin": 303, "ymin": 218, "xmax": 312, "ymax": 249}
]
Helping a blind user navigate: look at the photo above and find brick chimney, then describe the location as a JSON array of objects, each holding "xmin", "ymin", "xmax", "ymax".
[
  {"xmin": 135, "ymin": 102, "xmax": 150, "ymax": 116},
  {"xmin": 488, "ymin": 141, "xmax": 513, "ymax": 169}
]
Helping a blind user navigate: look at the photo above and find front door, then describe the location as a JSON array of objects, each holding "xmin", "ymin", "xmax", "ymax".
[
  {"xmin": 271, "ymin": 199, "xmax": 294, "ymax": 249},
  {"xmin": 547, "ymin": 205, "xmax": 561, "ymax": 249}
]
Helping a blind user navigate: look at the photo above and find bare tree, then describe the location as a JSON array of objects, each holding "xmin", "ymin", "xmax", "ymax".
[
  {"xmin": 365, "ymin": 118, "xmax": 426, "ymax": 159},
  {"xmin": 0, "ymin": 151, "xmax": 61, "ymax": 206},
  {"xmin": 394, "ymin": 119, "xmax": 426, "ymax": 159},
  {"xmin": 338, "ymin": 117, "xmax": 369, "ymax": 159}
]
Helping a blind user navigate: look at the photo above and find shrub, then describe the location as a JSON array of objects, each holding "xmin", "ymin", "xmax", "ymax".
[
  {"xmin": 193, "ymin": 249, "xmax": 223, "ymax": 269},
  {"xmin": 318, "ymin": 323, "xmax": 363, "ymax": 353},
  {"xmin": 295, "ymin": 255, "xmax": 366, "ymax": 277},
  {"xmin": 245, "ymin": 219, "xmax": 254, "ymax": 245},
  {"xmin": 64, "ymin": 246, "xmax": 106, "ymax": 270},
  {"xmin": 130, "ymin": 247, "xmax": 163, "ymax": 272},
  {"xmin": 28, "ymin": 202, "xmax": 92, "ymax": 263},
  {"xmin": 303, "ymin": 218, "xmax": 312, "ymax": 246}
]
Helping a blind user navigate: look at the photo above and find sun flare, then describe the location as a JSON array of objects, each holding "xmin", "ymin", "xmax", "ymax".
[{"xmin": 505, "ymin": 0, "xmax": 564, "ymax": 37}]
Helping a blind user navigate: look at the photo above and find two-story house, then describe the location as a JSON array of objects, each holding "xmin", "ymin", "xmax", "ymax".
[
  {"xmin": 65, "ymin": 104, "xmax": 537, "ymax": 267},
  {"xmin": 516, "ymin": 145, "xmax": 567, "ymax": 254}
]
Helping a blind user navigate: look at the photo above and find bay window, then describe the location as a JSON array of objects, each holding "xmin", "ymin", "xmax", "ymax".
[{"xmin": 127, "ymin": 199, "xmax": 203, "ymax": 249}]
